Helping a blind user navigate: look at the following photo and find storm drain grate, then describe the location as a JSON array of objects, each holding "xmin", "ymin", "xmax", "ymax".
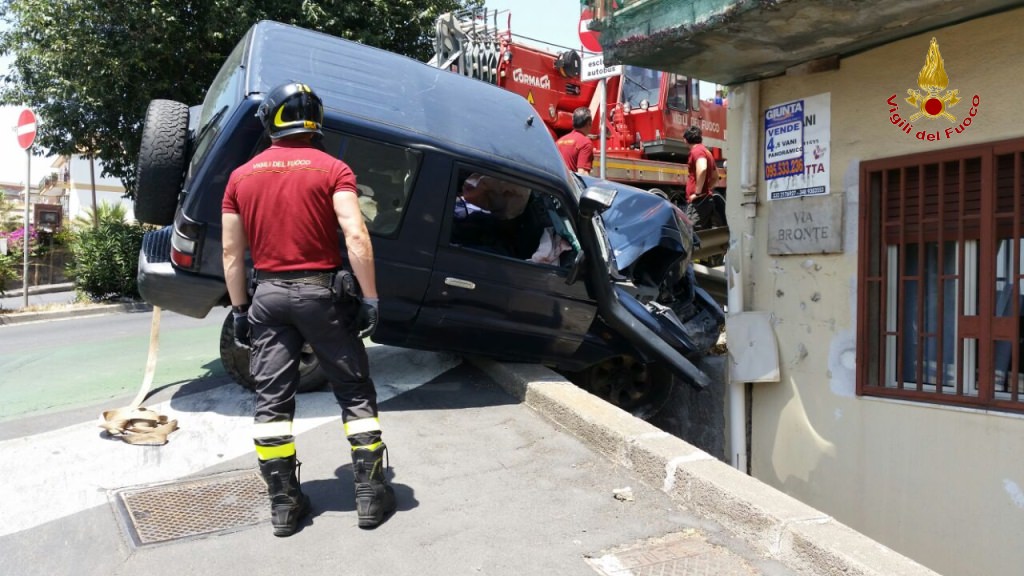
[
  {"xmin": 113, "ymin": 469, "xmax": 268, "ymax": 547},
  {"xmin": 586, "ymin": 530, "xmax": 760, "ymax": 576}
]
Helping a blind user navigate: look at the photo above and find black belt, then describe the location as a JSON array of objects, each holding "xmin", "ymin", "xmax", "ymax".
[{"xmin": 256, "ymin": 270, "xmax": 334, "ymax": 288}]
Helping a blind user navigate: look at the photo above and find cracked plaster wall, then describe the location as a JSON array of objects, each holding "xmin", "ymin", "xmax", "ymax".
[{"xmin": 731, "ymin": 9, "xmax": 1024, "ymax": 576}]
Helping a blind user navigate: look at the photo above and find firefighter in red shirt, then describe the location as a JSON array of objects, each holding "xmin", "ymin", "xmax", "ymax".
[
  {"xmin": 556, "ymin": 107, "xmax": 594, "ymax": 175},
  {"xmin": 221, "ymin": 82, "xmax": 395, "ymax": 536},
  {"xmin": 684, "ymin": 126, "xmax": 727, "ymax": 231}
]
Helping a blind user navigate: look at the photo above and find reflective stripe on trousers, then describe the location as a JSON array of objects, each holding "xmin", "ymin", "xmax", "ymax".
[{"xmin": 248, "ymin": 281, "xmax": 380, "ymax": 456}]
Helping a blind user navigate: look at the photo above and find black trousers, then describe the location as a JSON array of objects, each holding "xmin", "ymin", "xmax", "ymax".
[
  {"xmin": 685, "ymin": 192, "xmax": 728, "ymax": 231},
  {"xmin": 248, "ymin": 281, "xmax": 379, "ymax": 454}
]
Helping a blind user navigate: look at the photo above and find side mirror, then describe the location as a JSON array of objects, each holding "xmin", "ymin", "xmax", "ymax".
[
  {"xmin": 565, "ymin": 250, "xmax": 585, "ymax": 285},
  {"xmin": 579, "ymin": 186, "xmax": 617, "ymax": 218}
]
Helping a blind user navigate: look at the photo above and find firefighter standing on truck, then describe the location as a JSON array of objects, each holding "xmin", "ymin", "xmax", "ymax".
[
  {"xmin": 684, "ymin": 125, "xmax": 727, "ymax": 231},
  {"xmin": 556, "ymin": 107, "xmax": 595, "ymax": 175},
  {"xmin": 221, "ymin": 82, "xmax": 396, "ymax": 536}
]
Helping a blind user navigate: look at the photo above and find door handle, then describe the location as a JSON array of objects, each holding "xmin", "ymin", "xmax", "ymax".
[{"xmin": 444, "ymin": 277, "xmax": 476, "ymax": 290}]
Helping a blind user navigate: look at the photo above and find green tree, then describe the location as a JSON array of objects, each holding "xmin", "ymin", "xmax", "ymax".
[
  {"xmin": 0, "ymin": 193, "xmax": 20, "ymax": 232},
  {"xmin": 0, "ymin": 0, "xmax": 482, "ymax": 198}
]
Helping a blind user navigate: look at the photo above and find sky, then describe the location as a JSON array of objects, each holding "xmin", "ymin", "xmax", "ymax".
[
  {"xmin": 0, "ymin": 51, "xmax": 55, "ymax": 187},
  {"xmin": 483, "ymin": 0, "xmax": 584, "ymax": 51},
  {"xmin": 0, "ymin": 1, "xmax": 584, "ymax": 185}
]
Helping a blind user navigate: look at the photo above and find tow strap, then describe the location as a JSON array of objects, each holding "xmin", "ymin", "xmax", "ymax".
[{"xmin": 98, "ymin": 306, "xmax": 179, "ymax": 445}]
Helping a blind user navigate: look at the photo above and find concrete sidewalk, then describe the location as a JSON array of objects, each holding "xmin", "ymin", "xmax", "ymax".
[
  {"xmin": 0, "ymin": 282, "xmax": 78, "ymax": 313},
  {"xmin": 473, "ymin": 360, "xmax": 941, "ymax": 576},
  {"xmin": 0, "ymin": 283, "xmax": 151, "ymax": 325},
  {"xmin": 0, "ymin": 292, "xmax": 939, "ymax": 575}
]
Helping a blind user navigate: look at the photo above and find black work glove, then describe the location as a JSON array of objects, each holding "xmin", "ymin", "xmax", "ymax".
[
  {"xmin": 232, "ymin": 306, "xmax": 251, "ymax": 348},
  {"xmin": 355, "ymin": 297, "xmax": 379, "ymax": 339}
]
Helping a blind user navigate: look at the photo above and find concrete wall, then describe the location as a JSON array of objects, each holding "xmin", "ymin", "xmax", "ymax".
[{"xmin": 727, "ymin": 9, "xmax": 1024, "ymax": 576}]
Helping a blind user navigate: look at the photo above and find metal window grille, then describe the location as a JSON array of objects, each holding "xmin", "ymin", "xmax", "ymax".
[{"xmin": 858, "ymin": 138, "xmax": 1024, "ymax": 411}]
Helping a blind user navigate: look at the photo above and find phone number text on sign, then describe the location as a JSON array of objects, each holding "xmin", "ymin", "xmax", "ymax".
[{"xmin": 765, "ymin": 158, "xmax": 805, "ymax": 179}]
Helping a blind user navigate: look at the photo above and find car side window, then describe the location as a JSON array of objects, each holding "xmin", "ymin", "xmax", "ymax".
[
  {"xmin": 449, "ymin": 169, "xmax": 580, "ymax": 267},
  {"xmin": 321, "ymin": 132, "xmax": 420, "ymax": 237}
]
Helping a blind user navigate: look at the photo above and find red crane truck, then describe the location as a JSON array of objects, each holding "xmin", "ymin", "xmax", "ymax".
[{"xmin": 430, "ymin": 9, "xmax": 728, "ymax": 207}]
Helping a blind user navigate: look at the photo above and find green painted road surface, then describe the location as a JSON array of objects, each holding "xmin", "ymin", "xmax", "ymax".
[{"xmin": 0, "ymin": 318, "xmax": 227, "ymax": 421}]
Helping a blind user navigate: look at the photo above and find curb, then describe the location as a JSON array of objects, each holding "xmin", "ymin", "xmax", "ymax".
[
  {"xmin": 1, "ymin": 282, "xmax": 76, "ymax": 298},
  {"xmin": 0, "ymin": 301, "xmax": 152, "ymax": 326},
  {"xmin": 468, "ymin": 357, "xmax": 941, "ymax": 576}
]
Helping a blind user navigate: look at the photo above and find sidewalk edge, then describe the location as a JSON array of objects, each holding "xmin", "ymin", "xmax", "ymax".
[
  {"xmin": 468, "ymin": 357, "xmax": 941, "ymax": 576},
  {"xmin": 1, "ymin": 282, "xmax": 75, "ymax": 298},
  {"xmin": 0, "ymin": 301, "xmax": 152, "ymax": 325}
]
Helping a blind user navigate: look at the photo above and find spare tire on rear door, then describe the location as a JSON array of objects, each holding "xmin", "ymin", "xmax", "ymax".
[{"xmin": 135, "ymin": 100, "xmax": 189, "ymax": 226}]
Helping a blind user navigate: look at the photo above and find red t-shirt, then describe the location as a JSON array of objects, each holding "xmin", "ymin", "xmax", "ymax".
[
  {"xmin": 556, "ymin": 130, "xmax": 594, "ymax": 173},
  {"xmin": 221, "ymin": 139, "xmax": 357, "ymax": 272},
  {"xmin": 685, "ymin": 143, "xmax": 716, "ymax": 202}
]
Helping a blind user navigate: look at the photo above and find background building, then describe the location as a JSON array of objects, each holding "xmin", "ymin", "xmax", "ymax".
[
  {"xmin": 42, "ymin": 155, "xmax": 134, "ymax": 225},
  {"xmin": 2, "ymin": 154, "xmax": 133, "ymax": 230}
]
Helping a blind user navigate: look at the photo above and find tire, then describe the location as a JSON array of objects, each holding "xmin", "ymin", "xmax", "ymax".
[
  {"xmin": 571, "ymin": 356, "xmax": 675, "ymax": 420},
  {"xmin": 648, "ymin": 187, "xmax": 669, "ymax": 200},
  {"xmin": 135, "ymin": 99, "xmax": 189, "ymax": 226},
  {"xmin": 218, "ymin": 312, "xmax": 328, "ymax": 393},
  {"xmin": 665, "ymin": 188, "xmax": 687, "ymax": 208}
]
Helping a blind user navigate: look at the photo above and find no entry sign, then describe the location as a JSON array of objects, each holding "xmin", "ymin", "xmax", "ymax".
[
  {"xmin": 578, "ymin": 8, "xmax": 601, "ymax": 53},
  {"xmin": 16, "ymin": 108, "xmax": 36, "ymax": 150}
]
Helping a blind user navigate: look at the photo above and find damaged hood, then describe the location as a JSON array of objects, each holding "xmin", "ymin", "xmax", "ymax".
[{"xmin": 579, "ymin": 177, "xmax": 695, "ymax": 273}]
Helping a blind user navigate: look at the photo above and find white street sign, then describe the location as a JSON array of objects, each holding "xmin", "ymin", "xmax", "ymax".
[{"xmin": 581, "ymin": 54, "xmax": 622, "ymax": 82}]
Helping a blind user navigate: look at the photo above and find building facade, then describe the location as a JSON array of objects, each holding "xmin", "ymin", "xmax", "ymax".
[
  {"xmin": 45, "ymin": 155, "xmax": 134, "ymax": 225},
  {"xmin": 595, "ymin": 2, "xmax": 1024, "ymax": 575}
]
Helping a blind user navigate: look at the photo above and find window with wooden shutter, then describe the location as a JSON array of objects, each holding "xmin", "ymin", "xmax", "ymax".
[{"xmin": 858, "ymin": 138, "xmax": 1024, "ymax": 411}]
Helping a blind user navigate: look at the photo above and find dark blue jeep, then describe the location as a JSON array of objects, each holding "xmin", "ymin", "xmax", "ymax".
[{"xmin": 134, "ymin": 20, "xmax": 724, "ymax": 418}]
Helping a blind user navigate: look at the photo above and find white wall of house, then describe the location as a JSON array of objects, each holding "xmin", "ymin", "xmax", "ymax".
[
  {"xmin": 61, "ymin": 155, "xmax": 135, "ymax": 225},
  {"xmin": 727, "ymin": 9, "xmax": 1024, "ymax": 576}
]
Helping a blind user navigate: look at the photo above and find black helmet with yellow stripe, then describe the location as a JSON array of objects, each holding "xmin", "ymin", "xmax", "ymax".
[{"xmin": 256, "ymin": 82, "xmax": 324, "ymax": 139}]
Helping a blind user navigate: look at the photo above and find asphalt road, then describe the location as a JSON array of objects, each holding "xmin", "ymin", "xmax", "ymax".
[{"xmin": 0, "ymin": 307, "xmax": 227, "ymax": 422}]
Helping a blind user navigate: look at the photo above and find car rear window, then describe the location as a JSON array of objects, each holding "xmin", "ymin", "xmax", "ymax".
[
  {"xmin": 190, "ymin": 36, "xmax": 248, "ymax": 176},
  {"xmin": 320, "ymin": 131, "xmax": 421, "ymax": 238}
]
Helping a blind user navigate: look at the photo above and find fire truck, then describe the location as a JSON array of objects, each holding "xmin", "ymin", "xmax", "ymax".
[{"xmin": 430, "ymin": 9, "xmax": 728, "ymax": 206}]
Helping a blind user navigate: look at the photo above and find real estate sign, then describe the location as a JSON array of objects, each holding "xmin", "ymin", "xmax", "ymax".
[
  {"xmin": 765, "ymin": 93, "xmax": 842, "ymax": 255},
  {"xmin": 764, "ymin": 93, "xmax": 831, "ymax": 201}
]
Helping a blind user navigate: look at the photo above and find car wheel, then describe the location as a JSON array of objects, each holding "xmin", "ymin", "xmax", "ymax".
[
  {"xmin": 577, "ymin": 356, "xmax": 674, "ymax": 420},
  {"xmin": 135, "ymin": 99, "xmax": 189, "ymax": 226},
  {"xmin": 218, "ymin": 312, "xmax": 328, "ymax": 393},
  {"xmin": 648, "ymin": 187, "xmax": 669, "ymax": 200},
  {"xmin": 666, "ymin": 188, "xmax": 687, "ymax": 208}
]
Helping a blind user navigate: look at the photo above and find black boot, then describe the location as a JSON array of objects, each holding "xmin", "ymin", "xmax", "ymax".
[
  {"xmin": 258, "ymin": 456, "xmax": 311, "ymax": 537},
  {"xmin": 352, "ymin": 444, "xmax": 396, "ymax": 528}
]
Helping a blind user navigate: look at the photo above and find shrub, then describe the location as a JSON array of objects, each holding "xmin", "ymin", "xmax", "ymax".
[
  {"xmin": 0, "ymin": 250, "xmax": 19, "ymax": 294},
  {"xmin": 73, "ymin": 201, "xmax": 128, "ymax": 230},
  {"xmin": 0, "ymin": 225, "xmax": 40, "ymax": 294},
  {"xmin": 69, "ymin": 220, "xmax": 147, "ymax": 300}
]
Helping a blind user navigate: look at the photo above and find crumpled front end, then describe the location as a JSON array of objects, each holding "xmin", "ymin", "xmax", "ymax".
[{"xmin": 585, "ymin": 178, "xmax": 725, "ymax": 379}]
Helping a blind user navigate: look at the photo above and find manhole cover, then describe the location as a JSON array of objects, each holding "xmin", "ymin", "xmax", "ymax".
[
  {"xmin": 113, "ymin": 469, "xmax": 268, "ymax": 547},
  {"xmin": 586, "ymin": 530, "xmax": 760, "ymax": 576}
]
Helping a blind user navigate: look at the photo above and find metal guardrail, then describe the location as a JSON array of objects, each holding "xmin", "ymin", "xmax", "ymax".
[
  {"xmin": 693, "ymin": 226, "xmax": 729, "ymax": 261},
  {"xmin": 692, "ymin": 226, "xmax": 729, "ymax": 307}
]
